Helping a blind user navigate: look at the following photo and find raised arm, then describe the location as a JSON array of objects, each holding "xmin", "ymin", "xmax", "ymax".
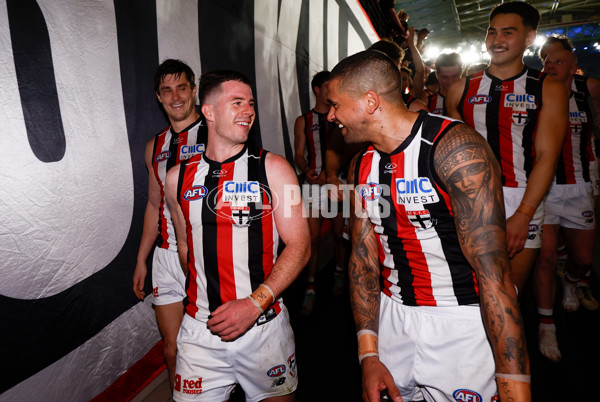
[
  {"xmin": 133, "ymin": 138, "xmax": 161, "ymax": 300},
  {"xmin": 406, "ymin": 27, "xmax": 425, "ymax": 100},
  {"xmin": 505, "ymin": 77, "xmax": 567, "ymax": 255},
  {"xmin": 347, "ymin": 156, "xmax": 402, "ymax": 402},
  {"xmin": 434, "ymin": 123, "xmax": 531, "ymax": 401}
]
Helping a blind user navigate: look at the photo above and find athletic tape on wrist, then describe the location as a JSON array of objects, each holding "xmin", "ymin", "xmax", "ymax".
[
  {"xmin": 495, "ymin": 373, "xmax": 531, "ymax": 383},
  {"xmin": 249, "ymin": 284, "xmax": 274, "ymax": 312},
  {"xmin": 357, "ymin": 330, "xmax": 378, "ymax": 363}
]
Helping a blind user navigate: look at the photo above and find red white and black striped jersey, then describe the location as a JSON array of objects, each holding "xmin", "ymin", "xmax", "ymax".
[
  {"xmin": 303, "ymin": 109, "xmax": 334, "ymax": 173},
  {"xmin": 457, "ymin": 67, "xmax": 545, "ymax": 187},
  {"xmin": 555, "ymin": 75, "xmax": 593, "ymax": 184},
  {"xmin": 152, "ymin": 118, "xmax": 207, "ymax": 251},
  {"xmin": 427, "ymin": 91, "xmax": 446, "ymax": 115},
  {"xmin": 354, "ymin": 111, "xmax": 480, "ymax": 306},
  {"xmin": 176, "ymin": 145, "xmax": 279, "ymax": 321}
]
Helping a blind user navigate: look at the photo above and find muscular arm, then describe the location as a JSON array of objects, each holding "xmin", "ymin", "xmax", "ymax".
[
  {"xmin": 434, "ymin": 124, "xmax": 530, "ymax": 401},
  {"xmin": 347, "ymin": 156, "xmax": 402, "ymax": 402},
  {"xmin": 133, "ymin": 138, "xmax": 161, "ymax": 299}
]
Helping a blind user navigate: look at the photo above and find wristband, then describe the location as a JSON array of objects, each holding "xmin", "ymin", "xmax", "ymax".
[
  {"xmin": 357, "ymin": 329, "xmax": 379, "ymax": 363},
  {"xmin": 495, "ymin": 373, "xmax": 531, "ymax": 400},
  {"xmin": 249, "ymin": 284, "xmax": 274, "ymax": 312},
  {"xmin": 495, "ymin": 373, "xmax": 531, "ymax": 383}
]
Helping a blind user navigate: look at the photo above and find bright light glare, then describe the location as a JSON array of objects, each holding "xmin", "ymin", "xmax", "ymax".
[
  {"xmin": 534, "ymin": 35, "xmax": 546, "ymax": 47},
  {"xmin": 425, "ymin": 46, "xmax": 440, "ymax": 60}
]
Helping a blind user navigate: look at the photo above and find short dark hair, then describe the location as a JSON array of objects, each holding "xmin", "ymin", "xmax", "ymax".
[
  {"xmin": 368, "ymin": 40, "xmax": 405, "ymax": 67},
  {"xmin": 539, "ymin": 35, "xmax": 573, "ymax": 60},
  {"xmin": 435, "ymin": 52, "xmax": 463, "ymax": 74},
  {"xmin": 490, "ymin": 1, "xmax": 541, "ymax": 30},
  {"xmin": 154, "ymin": 59, "xmax": 196, "ymax": 94},
  {"xmin": 197, "ymin": 70, "xmax": 252, "ymax": 105},
  {"xmin": 329, "ymin": 50, "xmax": 403, "ymax": 103},
  {"xmin": 311, "ymin": 71, "xmax": 330, "ymax": 94}
]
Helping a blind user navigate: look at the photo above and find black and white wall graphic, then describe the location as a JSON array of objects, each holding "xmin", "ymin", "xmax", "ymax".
[{"xmin": 0, "ymin": 0, "xmax": 377, "ymax": 400}]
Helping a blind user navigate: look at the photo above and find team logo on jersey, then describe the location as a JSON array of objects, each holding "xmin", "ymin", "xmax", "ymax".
[
  {"xmin": 183, "ymin": 185, "xmax": 207, "ymax": 201},
  {"xmin": 504, "ymin": 93, "xmax": 536, "ymax": 109},
  {"xmin": 287, "ymin": 353, "xmax": 297, "ymax": 377},
  {"xmin": 180, "ymin": 144, "xmax": 205, "ymax": 160},
  {"xmin": 360, "ymin": 183, "xmax": 382, "ymax": 201},
  {"xmin": 529, "ymin": 224, "xmax": 539, "ymax": 233},
  {"xmin": 570, "ymin": 124, "xmax": 583, "ymax": 135},
  {"xmin": 495, "ymin": 84, "xmax": 508, "ymax": 91},
  {"xmin": 452, "ymin": 389, "xmax": 482, "ymax": 402},
  {"xmin": 212, "ymin": 169, "xmax": 228, "ymax": 177},
  {"xmin": 156, "ymin": 150, "xmax": 171, "ymax": 162},
  {"xmin": 207, "ymin": 181, "xmax": 275, "ymax": 227},
  {"xmin": 407, "ymin": 209, "xmax": 434, "ymax": 229},
  {"xmin": 468, "ymin": 95, "xmax": 491, "ymax": 104},
  {"xmin": 309, "ymin": 123, "xmax": 320, "ymax": 131},
  {"xmin": 582, "ymin": 210, "xmax": 594, "ymax": 218},
  {"xmin": 512, "ymin": 111, "xmax": 529, "ymax": 126},
  {"xmin": 395, "ymin": 177, "xmax": 439, "ymax": 205},
  {"xmin": 231, "ymin": 206, "xmax": 251, "ymax": 226},
  {"xmin": 432, "ymin": 108, "xmax": 444, "ymax": 115}
]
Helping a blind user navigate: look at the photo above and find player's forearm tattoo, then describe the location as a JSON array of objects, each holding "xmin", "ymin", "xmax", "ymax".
[
  {"xmin": 435, "ymin": 124, "xmax": 529, "ymax": 374},
  {"xmin": 348, "ymin": 215, "xmax": 381, "ymax": 333},
  {"xmin": 347, "ymin": 159, "xmax": 381, "ymax": 334}
]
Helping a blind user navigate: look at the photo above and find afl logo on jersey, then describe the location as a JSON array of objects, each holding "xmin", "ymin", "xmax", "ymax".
[
  {"xmin": 452, "ymin": 389, "xmax": 482, "ymax": 402},
  {"xmin": 156, "ymin": 150, "xmax": 171, "ymax": 162},
  {"xmin": 582, "ymin": 210, "xmax": 594, "ymax": 218},
  {"xmin": 309, "ymin": 124, "xmax": 320, "ymax": 131},
  {"xmin": 360, "ymin": 183, "xmax": 382, "ymax": 201},
  {"xmin": 183, "ymin": 185, "xmax": 207, "ymax": 201},
  {"xmin": 468, "ymin": 95, "xmax": 491, "ymax": 104}
]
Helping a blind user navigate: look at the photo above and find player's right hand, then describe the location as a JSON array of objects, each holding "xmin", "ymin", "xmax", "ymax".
[
  {"xmin": 361, "ymin": 356, "xmax": 403, "ymax": 402},
  {"xmin": 133, "ymin": 262, "xmax": 147, "ymax": 300}
]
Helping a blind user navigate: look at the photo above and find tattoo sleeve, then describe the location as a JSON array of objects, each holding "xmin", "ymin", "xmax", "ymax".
[
  {"xmin": 434, "ymin": 124, "xmax": 530, "ymax": 376},
  {"xmin": 347, "ymin": 156, "xmax": 381, "ymax": 334}
]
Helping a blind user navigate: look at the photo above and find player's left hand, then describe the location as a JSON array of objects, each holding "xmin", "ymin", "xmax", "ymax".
[{"xmin": 207, "ymin": 298, "xmax": 262, "ymax": 341}]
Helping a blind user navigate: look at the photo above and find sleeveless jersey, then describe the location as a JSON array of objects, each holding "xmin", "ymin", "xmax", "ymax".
[
  {"xmin": 176, "ymin": 145, "xmax": 279, "ymax": 320},
  {"xmin": 402, "ymin": 93, "xmax": 418, "ymax": 109},
  {"xmin": 354, "ymin": 111, "xmax": 480, "ymax": 306},
  {"xmin": 152, "ymin": 118, "xmax": 207, "ymax": 251},
  {"xmin": 555, "ymin": 75, "xmax": 593, "ymax": 184},
  {"xmin": 458, "ymin": 67, "xmax": 545, "ymax": 187},
  {"xmin": 303, "ymin": 109, "xmax": 334, "ymax": 173},
  {"xmin": 427, "ymin": 91, "xmax": 446, "ymax": 115}
]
